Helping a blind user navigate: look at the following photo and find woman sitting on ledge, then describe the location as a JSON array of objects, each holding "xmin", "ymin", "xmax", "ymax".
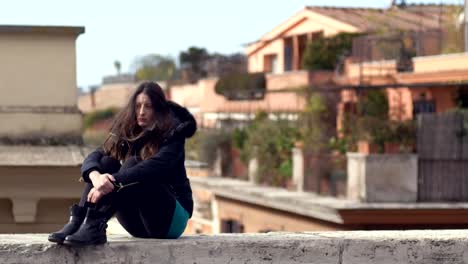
[{"xmin": 49, "ymin": 81, "xmax": 196, "ymax": 246}]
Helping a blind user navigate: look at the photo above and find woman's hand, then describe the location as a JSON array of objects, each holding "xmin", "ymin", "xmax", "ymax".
[
  {"xmin": 89, "ymin": 171, "xmax": 115, "ymax": 195},
  {"xmin": 87, "ymin": 187, "xmax": 104, "ymax": 203}
]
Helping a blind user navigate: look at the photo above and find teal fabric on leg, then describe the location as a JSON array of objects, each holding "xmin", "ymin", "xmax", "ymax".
[{"xmin": 166, "ymin": 200, "xmax": 189, "ymax": 239}]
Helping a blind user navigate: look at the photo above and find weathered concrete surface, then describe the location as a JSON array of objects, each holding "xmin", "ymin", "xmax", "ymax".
[
  {"xmin": 1, "ymin": 230, "xmax": 468, "ymax": 263},
  {"xmin": 347, "ymin": 153, "xmax": 418, "ymax": 202},
  {"xmin": 191, "ymin": 176, "xmax": 468, "ymax": 226}
]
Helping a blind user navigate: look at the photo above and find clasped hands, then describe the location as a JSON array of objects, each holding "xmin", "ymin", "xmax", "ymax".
[{"xmin": 88, "ymin": 171, "xmax": 116, "ymax": 203}]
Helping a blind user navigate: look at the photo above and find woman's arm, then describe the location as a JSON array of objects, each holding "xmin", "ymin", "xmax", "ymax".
[
  {"xmin": 80, "ymin": 148, "xmax": 105, "ymax": 183},
  {"xmin": 112, "ymin": 139, "xmax": 184, "ymax": 186}
]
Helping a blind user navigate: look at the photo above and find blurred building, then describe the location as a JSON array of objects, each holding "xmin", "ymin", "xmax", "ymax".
[
  {"xmin": 171, "ymin": 4, "xmax": 457, "ymax": 129},
  {"xmin": 187, "ymin": 176, "xmax": 468, "ymax": 234},
  {"xmin": 180, "ymin": 4, "xmax": 468, "ymax": 235},
  {"xmin": 171, "ymin": 72, "xmax": 333, "ymax": 129},
  {"xmin": 245, "ymin": 5, "xmax": 455, "ymax": 74},
  {"xmin": 0, "ymin": 25, "xmax": 87, "ymax": 233},
  {"xmin": 337, "ymin": 52, "xmax": 468, "ymax": 130},
  {"xmin": 78, "ymin": 75, "xmax": 168, "ymax": 113}
]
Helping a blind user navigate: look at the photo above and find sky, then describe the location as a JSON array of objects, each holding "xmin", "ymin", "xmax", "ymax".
[{"xmin": 0, "ymin": 0, "xmax": 463, "ymax": 89}]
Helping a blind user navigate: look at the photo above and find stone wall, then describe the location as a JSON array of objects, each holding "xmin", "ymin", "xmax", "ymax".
[
  {"xmin": 347, "ymin": 153, "xmax": 418, "ymax": 202},
  {"xmin": 2, "ymin": 230, "xmax": 468, "ymax": 263}
]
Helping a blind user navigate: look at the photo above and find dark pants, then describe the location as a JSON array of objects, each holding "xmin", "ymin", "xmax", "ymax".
[{"xmin": 79, "ymin": 156, "xmax": 177, "ymax": 238}]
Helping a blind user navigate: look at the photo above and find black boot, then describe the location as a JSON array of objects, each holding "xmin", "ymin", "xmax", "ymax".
[
  {"xmin": 48, "ymin": 204, "xmax": 87, "ymax": 244},
  {"xmin": 63, "ymin": 208, "xmax": 108, "ymax": 246}
]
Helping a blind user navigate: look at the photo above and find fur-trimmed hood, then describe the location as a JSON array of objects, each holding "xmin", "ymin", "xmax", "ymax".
[{"xmin": 165, "ymin": 101, "xmax": 197, "ymax": 142}]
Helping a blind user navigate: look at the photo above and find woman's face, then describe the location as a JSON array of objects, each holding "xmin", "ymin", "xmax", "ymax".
[{"xmin": 135, "ymin": 93, "xmax": 155, "ymax": 129}]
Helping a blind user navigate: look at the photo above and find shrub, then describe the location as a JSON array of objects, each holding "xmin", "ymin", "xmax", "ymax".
[
  {"xmin": 186, "ymin": 129, "xmax": 233, "ymax": 176},
  {"xmin": 303, "ymin": 32, "xmax": 362, "ymax": 70},
  {"xmin": 83, "ymin": 108, "xmax": 119, "ymax": 130},
  {"xmin": 215, "ymin": 72, "xmax": 266, "ymax": 100},
  {"xmin": 83, "ymin": 130, "xmax": 109, "ymax": 147},
  {"xmin": 241, "ymin": 115, "xmax": 300, "ymax": 186},
  {"xmin": 357, "ymin": 90, "xmax": 389, "ymax": 119}
]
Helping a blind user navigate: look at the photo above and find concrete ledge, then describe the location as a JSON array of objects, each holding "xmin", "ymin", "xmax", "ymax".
[{"xmin": 2, "ymin": 230, "xmax": 468, "ymax": 263}]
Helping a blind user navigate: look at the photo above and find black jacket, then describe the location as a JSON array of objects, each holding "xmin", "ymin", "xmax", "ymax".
[{"xmin": 80, "ymin": 101, "xmax": 196, "ymax": 217}]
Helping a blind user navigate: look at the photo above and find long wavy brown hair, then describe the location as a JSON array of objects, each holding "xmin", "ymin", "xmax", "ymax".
[{"xmin": 102, "ymin": 81, "xmax": 174, "ymax": 160}]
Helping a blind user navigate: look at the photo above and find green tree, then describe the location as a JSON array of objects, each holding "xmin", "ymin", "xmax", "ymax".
[
  {"xmin": 356, "ymin": 90, "xmax": 391, "ymax": 150},
  {"xmin": 358, "ymin": 90, "xmax": 389, "ymax": 119},
  {"xmin": 302, "ymin": 32, "xmax": 362, "ymax": 70},
  {"xmin": 240, "ymin": 112, "xmax": 300, "ymax": 186},
  {"xmin": 299, "ymin": 92, "xmax": 329, "ymax": 153},
  {"xmin": 132, "ymin": 54, "xmax": 176, "ymax": 81},
  {"xmin": 179, "ymin": 46, "xmax": 209, "ymax": 80},
  {"xmin": 114, "ymin": 60, "xmax": 121, "ymax": 75},
  {"xmin": 214, "ymin": 72, "xmax": 266, "ymax": 100}
]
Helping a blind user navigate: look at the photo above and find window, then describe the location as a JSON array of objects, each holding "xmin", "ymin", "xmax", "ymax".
[
  {"xmin": 413, "ymin": 93, "xmax": 435, "ymax": 118},
  {"xmin": 343, "ymin": 102, "xmax": 357, "ymax": 114},
  {"xmin": 221, "ymin": 219, "xmax": 244, "ymax": 233},
  {"xmin": 457, "ymin": 85, "xmax": 468, "ymax": 108},
  {"xmin": 284, "ymin": 37, "xmax": 293, "ymax": 72}
]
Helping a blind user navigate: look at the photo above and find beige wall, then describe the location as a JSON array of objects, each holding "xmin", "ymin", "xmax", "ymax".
[
  {"xmin": 0, "ymin": 26, "xmax": 84, "ymax": 233},
  {"xmin": 0, "ymin": 166, "xmax": 83, "ymax": 233},
  {"xmin": 78, "ymin": 82, "xmax": 136, "ymax": 113},
  {"xmin": 0, "ymin": 33, "xmax": 79, "ymax": 107},
  {"xmin": 346, "ymin": 60, "xmax": 397, "ymax": 79},
  {"xmin": 0, "ymin": 198, "xmax": 79, "ymax": 233},
  {"xmin": 0, "ymin": 112, "xmax": 82, "ymax": 138},
  {"xmin": 170, "ymin": 82, "xmax": 203, "ymax": 108},
  {"xmin": 413, "ymin": 52, "xmax": 468, "ymax": 73},
  {"xmin": 0, "ymin": 27, "xmax": 84, "ymax": 139},
  {"xmin": 266, "ymin": 70, "xmax": 310, "ymax": 90},
  {"xmin": 170, "ymin": 82, "xmax": 205, "ymax": 127},
  {"xmin": 346, "ymin": 52, "xmax": 468, "ymax": 79},
  {"xmin": 216, "ymin": 196, "xmax": 343, "ymax": 232}
]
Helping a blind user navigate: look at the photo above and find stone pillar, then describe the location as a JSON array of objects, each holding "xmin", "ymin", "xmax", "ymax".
[
  {"xmin": 248, "ymin": 146, "xmax": 258, "ymax": 184},
  {"xmin": 292, "ymin": 145, "xmax": 304, "ymax": 192},
  {"xmin": 292, "ymin": 35, "xmax": 299, "ymax": 71},
  {"xmin": 347, "ymin": 153, "xmax": 418, "ymax": 202},
  {"xmin": 211, "ymin": 196, "xmax": 220, "ymax": 234},
  {"xmin": 213, "ymin": 148, "xmax": 222, "ymax": 177},
  {"xmin": 11, "ymin": 198, "xmax": 38, "ymax": 223}
]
